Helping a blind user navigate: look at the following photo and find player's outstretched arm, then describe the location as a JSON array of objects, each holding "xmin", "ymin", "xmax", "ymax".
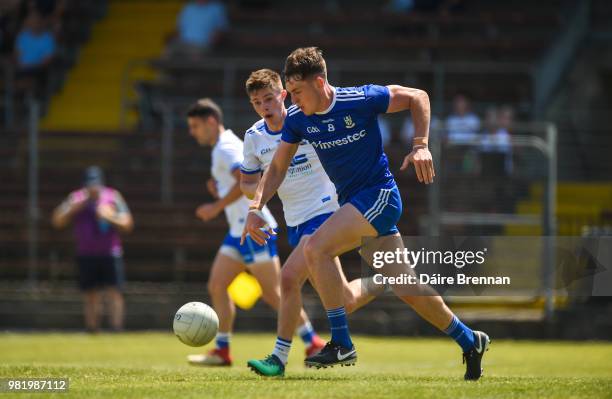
[
  {"xmin": 240, "ymin": 171, "xmax": 261, "ymax": 200},
  {"xmin": 215, "ymin": 169, "xmax": 245, "ymax": 209},
  {"xmin": 241, "ymin": 140, "xmax": 298, "ymax": 245},
  {"xmin": 386, "ymin": 84, "xmax": 435, "ymax": 184},
  {"xmin": 196, "ymin": 169, "xmax": 244, "ymax": 222}
]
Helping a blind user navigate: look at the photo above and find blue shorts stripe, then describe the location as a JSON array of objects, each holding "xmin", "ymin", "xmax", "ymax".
[
  {"xmin": 362, "ymin": 189, "xmax": 387, "ymax": 220},
  {"xmin": 363, "ymin": 189, "xmax": 391, "ymax": 221},
  {"xmin": 366, "ymin": 189, "xmax": 392, "ymax": 222},
  {"xmin": 345, "ymin": 183, "xmax": 402, "ymax": 236}
]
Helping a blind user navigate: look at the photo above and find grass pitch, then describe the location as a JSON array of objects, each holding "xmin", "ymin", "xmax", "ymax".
[{"xmin": 0, "ymin": 332, "xmax": 611, "ymax": 398}]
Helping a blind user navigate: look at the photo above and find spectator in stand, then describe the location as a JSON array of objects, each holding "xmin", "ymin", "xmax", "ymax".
[
  {"xmin": 168, "ymin": 0, "xmax": 229, "ymax": 57},
  {"xmin": 445, "ymin": 93, "xmax": 481, "ymax": 144},
  {"xmin": 481, "ymin": 106, "xmax": 498, "ymax": 137},
  {"xmin": 14, "ymin": 10, "xmax": 55, "ymax": 70},
  {"xmin": 13, "ymin": 9, "xmax": 57, "ymax": 97},
  {"xmin": 481, "ymin": 105, "xmax": 514, "ymax": 175},
  {"xmin": 51, "ymin": 166, "xmax": 134, "ymax": 333}
]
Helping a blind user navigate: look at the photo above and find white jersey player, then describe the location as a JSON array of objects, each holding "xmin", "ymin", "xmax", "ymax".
[
  {"xmin": 211, "ymin": 126, "xmax": 277, "ymax": 248},
  {"xmin": 185, "ymin": 98, "xmax": 318, "ymax": 367},
  {"xmin": 241, "ymin": 119, "xmax": 337, "ymax": 244}
]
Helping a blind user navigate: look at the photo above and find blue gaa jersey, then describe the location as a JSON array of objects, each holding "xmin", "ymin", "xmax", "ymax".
[{"xmin": 282, "ymin": 85, "xmax": 395, "ymax": 203}]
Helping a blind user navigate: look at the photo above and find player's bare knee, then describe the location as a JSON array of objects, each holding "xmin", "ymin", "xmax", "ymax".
[
  {"xmin": 302, "ymin": 237, "xmax": 317, "ymax": 264},
  {"xmin": 207, "ymin": 280, "xmax": 225, "ymax": 298},
  {"xmin": 281, "ymin": 268, "xmax": 300, "ymax": 294},
  {"xmin": 303, "ymin": 236, "xmax": 329, "ymax": 268}
]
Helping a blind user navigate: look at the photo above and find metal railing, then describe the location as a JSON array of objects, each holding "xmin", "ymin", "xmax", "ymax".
[
  {"xmin": 426, "ymin": 122, "xmax": 558, "ymax": 319},
  {"xmin": 26, "ymin": 99, "xmax": 40, "ymax": 286}
]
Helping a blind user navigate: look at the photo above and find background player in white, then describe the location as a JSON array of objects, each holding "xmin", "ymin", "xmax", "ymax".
[
  {"xmin": 238, "ymin": 69, "xmax": 383, "ymax": 376},
  {"xmin": 243, "ymin": 48, "xmax": 490, "ymax": 380},
  {"xmin": 185, "ymin": 99, "xmax": 318, "ymax": 366}
]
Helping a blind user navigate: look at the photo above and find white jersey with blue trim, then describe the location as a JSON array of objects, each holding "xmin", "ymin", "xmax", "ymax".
[
  {"xmin": 241, "ymin": 119, "xmax": 338, "ymax": 227},
  {"xmin": 211, "ymin": 129, "xmax": 277, "ymax": 237},
  {"xmin": 281, "ymin": 85, "xmax": 396, "ymax": 204}
]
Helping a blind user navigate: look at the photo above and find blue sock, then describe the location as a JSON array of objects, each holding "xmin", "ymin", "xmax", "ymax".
[
  {"xmin": 297, "ymin": 322, "xmax": 315, "ymax": 345},
  {"xmin": 444, "ymin": 315, "xmax": 475, "ymax": 352},
  {"xmin": 327, "ymin": 306, "xmax": 353, "ymax": 349},
  {"xmin": 215, "ymin": 332, "xmax": 230, "ymax": 349}
]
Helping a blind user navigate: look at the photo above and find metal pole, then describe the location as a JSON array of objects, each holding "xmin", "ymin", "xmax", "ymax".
[
  {"xmin": 27, "ymin": 99, "xmax": 40, "ymax": 286},
  {"xmin": 161, "ymin": 104, "xmax": 174, "ymax": 204},
  {"xmin": 428, "ymin": 65, "xmax": 445, "ymax": 236},
  {"xmin": 543, "ymin": 124, "xmax": 558, "ymax": 320}
]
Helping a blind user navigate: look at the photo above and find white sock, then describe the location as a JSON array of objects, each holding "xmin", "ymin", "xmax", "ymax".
[
  {"xmin": 297, "ymin": 321, "xmax": 315, "ymax": 345},
  {"xmin": 272, "ymin": 337, "xmax": 292, "ymax": 364}
]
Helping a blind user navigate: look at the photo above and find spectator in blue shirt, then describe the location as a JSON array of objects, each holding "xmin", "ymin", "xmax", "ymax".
[
  {"xmin": 178, "ymin": 0, "xmax": 228, "ymax": 47},
  {"xmin": 480, "ymin": 105, "xmax": 514, "ymax": 175},
  {"xmin": 167, "ymin": 0, "xmax": 228, "ymax": 57},
  {"xmin": 15, "ymin": 11, "xmax": 55, "ymax": 69}
]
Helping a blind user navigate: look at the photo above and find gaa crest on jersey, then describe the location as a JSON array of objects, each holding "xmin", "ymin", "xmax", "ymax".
[{"xmin": 344, "ymin": 115, "xmax": 355, "ymax": 129}]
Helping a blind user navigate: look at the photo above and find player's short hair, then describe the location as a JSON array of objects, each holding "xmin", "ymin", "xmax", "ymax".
[
  {"xmin": 186, "ymin": 98, "xmax": 223, "ymax": 123},
  {"xmin": 245, "ymin": 69, "xmax": 283, "ymax": 94},
  {"xmin": 283, "ymin": 47, "xmax": 327, "ymax": 82}
]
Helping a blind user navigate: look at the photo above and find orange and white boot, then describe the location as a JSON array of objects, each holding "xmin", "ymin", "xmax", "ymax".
[
  {"xmin": 305, "ymin": 334, "xmax": 326, "ymax": 357},
  {"xmin": 187, "ymin": 347, "xmax": 232, "ymax": 366}
]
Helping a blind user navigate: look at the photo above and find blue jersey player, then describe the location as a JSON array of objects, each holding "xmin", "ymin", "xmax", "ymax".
[{"xmin": 242, "ymin": 47, "xmax": 490, "ymax": 380}]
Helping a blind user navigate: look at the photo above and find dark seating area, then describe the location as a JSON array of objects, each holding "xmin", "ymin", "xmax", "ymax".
[
  {"xmin": 0, "ymin": 0, "xmax": 105, "ymax": 128},
  {"xmin": 134, "ymin": 0, "xmax": 566, "ymax": 130},
  {"xmin": 221, "ymin": 7, "xmax": 558, "ymax": 62}
]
